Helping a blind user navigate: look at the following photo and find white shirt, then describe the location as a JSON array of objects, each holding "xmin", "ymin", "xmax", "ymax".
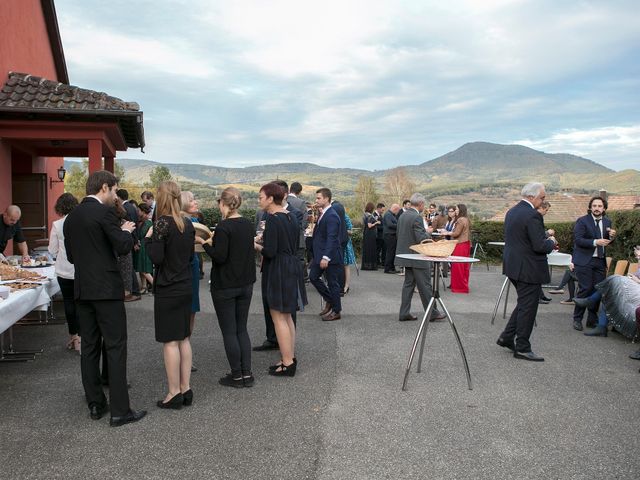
[
  {"xmin": 48, "ymin": 216, "xmax": 74, "ymax": 280},
  {"xmin": 591, "ymin": 214, "xmax": 604, "ymax": 257}
]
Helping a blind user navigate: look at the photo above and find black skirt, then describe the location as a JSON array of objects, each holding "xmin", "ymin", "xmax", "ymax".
[{"xmin": 154, "ymin": 293, "xmax": 192, "ymax": 342}]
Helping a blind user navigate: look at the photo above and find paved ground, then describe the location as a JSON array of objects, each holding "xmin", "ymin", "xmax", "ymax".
[{"xmin": 1, "ymin": 264, "xmax": 639, "ymax": 479}]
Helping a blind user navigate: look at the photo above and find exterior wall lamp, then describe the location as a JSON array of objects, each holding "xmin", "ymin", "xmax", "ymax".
[{"xmin": 50, "ymin": 166, "xmax": 66, "ymax": 189}]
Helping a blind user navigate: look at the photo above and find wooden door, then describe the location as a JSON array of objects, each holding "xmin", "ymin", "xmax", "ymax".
[{"xmin": 11, "ymin": 174, "xmax": 47, "ymax": 252}]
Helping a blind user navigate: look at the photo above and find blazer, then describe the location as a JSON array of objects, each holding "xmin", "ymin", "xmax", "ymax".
[
  {"xmin": 395, "ymin": 207, "xmax": 431, "ymax": 269},
  {"xmin": 572, "ymin": 214, "xmax": 612, "ymax": 267},
  {"xmin": 502, "ymin": 200, "xmax": 555, "ymax": 284},
  {"xmin": 330, "ymin": 200, "xmax": 349, "ymax": 249},
  {"xmin": 122, "ymin": 200, "xmax": 139, "ymax": 241},
  {"xmin": 382, "ymin": 210, "xmax": 398, "ymax": 236},
  {"xmin": 64, "ymin": 197, "xmax": 134, "ymax": 300},
  {"xmin": 312, "ymin": 206, "xmax": 343, "ymax": 265},
  {"xmin": 286, "ymin": 194, "xmax": 307, "ymax": 247}
]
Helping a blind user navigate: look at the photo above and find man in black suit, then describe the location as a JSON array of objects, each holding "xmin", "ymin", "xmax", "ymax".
[
  {"xmin": 571, "ymin": 196, "xmax": 615, "ymax": 331},
  {"xmin": 64, "ymin": 170, "xmax": 146, "ymax": 426},
  {"xmin": 383, "ymin": 204, "xmax": 400, "ymax": 273},
  {"xmin": 497, "ymin": 182, "xmax": 556, "ymax": 362},
  {"xmin": 311, "ymin": 188, "xmax": 343, "ymax": 321},
  {"xmin": 116, "ymin": 189, "xmax": 141, "ymax": 301}
]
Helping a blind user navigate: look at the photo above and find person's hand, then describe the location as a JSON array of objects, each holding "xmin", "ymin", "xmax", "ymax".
[
  {"xmin": 569, "ymin": 262, "xmax": 575, "ymax": 271},
  {"xmin": 607, "ymin": 228, "xmax": 616, "ymax": 239},
  {"xmin": 595, "ymin": 238, "xmax": 611, "ymax": 246},
  {"xmin": 254, "ymin": 242, "xmax": 263, "ymax": 252},
  {"xmin": 547, "ymin": 229, "xmax": 555, "ymax": 236},
  {"xmin": 145, "ymin": 226, "xmax": 154, "ymax": 238},
  {"xmin": 427, "ymin": 226, "xmax": 433, "ymax": 233},
  {"xmin": 548, "ymin": 236, "xmax": 557, "ymax": 245},
  {"xmin": 320, "ymin": 258, "xmax": 329, "ymax": 269},
  {"xmin": 121, "ymin": 221, "xmax": 135, "ymax": 233},
  {"xmin": 22, "ymin": 255, "xmax": 31, "ymax": 264},
  {"xmin": 194, "ymin": 236, "xmax": 205, "ymax": 245},
  {"xmin": 133, "ymin": 244, "xmax": 140, "ymax": 252}
]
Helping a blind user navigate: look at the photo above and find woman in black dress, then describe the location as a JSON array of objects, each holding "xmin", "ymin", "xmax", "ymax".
[
  {"xmin": 254, "ymin": 182, "xmax": 307, "ymax": 376},
  {"xmin": 145, "ymin": 181, "xmax": 195, "ymax": 409},
  {"xmin": 361, "ymin": 202, "xmax": 379, "ymax": 270},
  {"xmin": 196, "ymin": 187, "xmax": 257, "ymax": 388}
]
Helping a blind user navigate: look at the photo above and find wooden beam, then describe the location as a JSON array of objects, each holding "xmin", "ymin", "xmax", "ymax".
[{"xmin": 88, "ymin": 139, "xmax": 102, "ymax": 173}]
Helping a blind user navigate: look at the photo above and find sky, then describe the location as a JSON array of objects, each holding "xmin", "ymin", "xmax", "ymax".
[{"xmin": 56, "ymin": 0, "xmax": 640, "ymax": 171}]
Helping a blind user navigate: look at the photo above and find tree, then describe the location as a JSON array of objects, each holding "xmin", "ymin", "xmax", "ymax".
[
  {"xmin": 147, "ymin": 165, "xmax": 173, "ymax": 189},
  {"xmin": 64, "ymin": 163, "xmax": 87, "ymax": 200},
  {"xmin": 354, "ymin": 175, "xmax": 379, "ymax": 210},
  {"xmin": 384, "ymin": 167, "xmax": 416, "ymax": 204}
]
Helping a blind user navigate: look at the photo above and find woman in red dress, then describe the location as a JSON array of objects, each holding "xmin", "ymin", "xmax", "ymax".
[{"xmin": 448, "ymin": 204, "xmax": 471, "ymax": 293}]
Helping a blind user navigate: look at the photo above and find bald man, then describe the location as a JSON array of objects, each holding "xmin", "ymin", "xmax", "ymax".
[{"xmin": 1, "ymin": 205, "xmax": 30, "ymax": 263}]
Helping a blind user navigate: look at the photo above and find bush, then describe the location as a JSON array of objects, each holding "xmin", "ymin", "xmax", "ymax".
[{"xmin": 200, "ymin": 207, "xmax": 258, "ymax": 228}]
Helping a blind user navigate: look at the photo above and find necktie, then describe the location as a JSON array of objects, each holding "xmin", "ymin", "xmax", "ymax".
[{"xmin": 595, "ymin": 219, "xmax": 604, "ymax": 258}]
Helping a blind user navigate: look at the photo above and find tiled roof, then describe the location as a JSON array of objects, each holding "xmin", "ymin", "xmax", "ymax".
[
  {"xmin": 490, "ymin": 193, "xmax": 639, "ymax": 222},
  {"xmin": 0, "ymin": 72, "xmax": 139, "ymax": 112}
]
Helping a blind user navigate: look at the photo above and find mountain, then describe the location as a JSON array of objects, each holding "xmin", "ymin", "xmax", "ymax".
[
  {"xmin": 418, "ymin": 142, "xmax": 612, "ymax": 179},
  {"xmin": 65, "ymin": 142, "xmax": 639, "ymax": 196}
]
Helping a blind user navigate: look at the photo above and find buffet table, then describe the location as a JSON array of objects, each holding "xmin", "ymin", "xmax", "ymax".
[{"xmin": 0, "ymin": 266, "xmax": 60, "ymax": 361}]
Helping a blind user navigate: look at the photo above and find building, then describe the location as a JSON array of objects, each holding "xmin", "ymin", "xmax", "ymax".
[
  {"xmin": 490, "ymin": 191, "xmax": 640, "ymax": 223},
  {"xmin": 0, "ymin": 0, "xmax": 145, "ymax": 253}
]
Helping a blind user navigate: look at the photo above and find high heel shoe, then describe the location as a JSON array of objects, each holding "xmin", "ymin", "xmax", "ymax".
[
  {"xmin": 343, "ymin": 287, "xmax": 350, "ymax": 295},
  {"xmin": 269, "ymin": 362, "xmax": 296, "ymax": 377},
  {"xmin": 182, "ymin": 389, "xmax": 193, "ymax": 406},
  {"xmin": 269, "ymin": 357, "xmax": 297, "ymax": 372},
  {"xmin": 157, "ymin": 393, "xmax": 184, "ymax": 409}
]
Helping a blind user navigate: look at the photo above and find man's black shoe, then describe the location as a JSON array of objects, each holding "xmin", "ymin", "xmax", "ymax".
[
  {"xmin": 586, "ymin": 319, "xmax": 597, "ymax": 329},
  {"xmin": 496, "ymin": 337, "xmax": 515, "ymax": 352},
  {"xmin": 109, "ymin": 409, "xmax": 147, "ymax": 427},
  {"xmin": 539, "ymin": 299, "xmax": 550, "ymax": 304},
  {"xmin": 252, "ymin": 340, "xmax": 279, "ymax": 351},
  {"xmin": 540, "ymin": 295, "xmax": 552, "ymax": 302},
  {"xmin": 514, "ymin": 351, "xmax": 544, "ymax": 362},
  {"xmin": 399, "ymin": 315, "xmax": 418, "ymax": 322},
  {"xmin": 384, "ymin": 270, "xmax": 396, "ymax": 274},
  {"xmin": 429, "ymin": 311, "xmax": 446, "ymax": 322},
  {"xmin": 572, "ymin": 321, "xmax": 583, "ymax": 331},
  {"xmin": 89, "ymin": 403, "xmax": 109, "ymax": 420},
  {"xmin": 629, "ymin": 349, "xmax": 640, "ymax": 360}
]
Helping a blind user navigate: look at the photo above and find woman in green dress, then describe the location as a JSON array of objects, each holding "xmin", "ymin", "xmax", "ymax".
[{"xmin": 134, "ymin": 202, "xmax": 154, "ymax": 292}]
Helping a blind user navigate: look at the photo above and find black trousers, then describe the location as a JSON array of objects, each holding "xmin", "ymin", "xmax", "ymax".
[
  {"xmin": 262, "ymin": 281, "xmax": 296, "ymax": 344},
  {"xmin": 573, "ymin": 257, "xmax": 606, "ymax": 325},
  {"xmin": 310, "ymin": 262, "xmax": 342, "ymax": 313},
  {"xmin": 500, "ymin": 279, "xmax": 540, "ymax": 353},
  {"xmin": 76, "ymin": 299, "xmax": 130, "ymax": 417},
  {"xmin": 211, "ymin": 285, "xmax": 253, "ymax": 376},
  {"xmin": 383, "ymin": 234, "xmax": 397, "ymax": 272},
  {"xmin": 376, "ymin": 237, "xmax": 386, "ymax": 265},
  {"xmin": 57, "ymin": 276, "xmax": 79, "ymax": 335}
]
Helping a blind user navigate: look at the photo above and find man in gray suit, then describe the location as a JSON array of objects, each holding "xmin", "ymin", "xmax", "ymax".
[{"xmin": 395, "ymin": 193, "xmax": 446, "ymax": 322}]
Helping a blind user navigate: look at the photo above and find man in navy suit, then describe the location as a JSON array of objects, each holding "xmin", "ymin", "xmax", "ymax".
[
  {"xmin": 310, "ymin": 188, "xmax": 343, "ymax": 321},
  {"xmin": 497, "ymin": 183, "xmax": 556, "ymax": 362},
  {"xmin": 571, "ymin": 196, "xmax": 616, "ymax": 331}
]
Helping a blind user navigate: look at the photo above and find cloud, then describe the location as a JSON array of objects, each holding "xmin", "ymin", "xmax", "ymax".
[{"xmin": 515, "ymin": 125, "xmax": 640, "ymax": 169}]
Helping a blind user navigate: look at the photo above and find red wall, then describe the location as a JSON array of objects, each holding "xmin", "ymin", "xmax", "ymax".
[{"xmin": 0, "ymin": 0, "xmax": 66, "ymax": 242}]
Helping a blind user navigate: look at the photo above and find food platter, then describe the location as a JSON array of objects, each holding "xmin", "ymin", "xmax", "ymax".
[{"xmin": 0, "ymin": 264, "xmax": 48, "ymax": 281}]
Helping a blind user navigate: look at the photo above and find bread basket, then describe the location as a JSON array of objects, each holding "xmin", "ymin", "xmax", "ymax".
[{"xmin": 409, "ymin": 239, "xmax": 457, "ymax": 257}]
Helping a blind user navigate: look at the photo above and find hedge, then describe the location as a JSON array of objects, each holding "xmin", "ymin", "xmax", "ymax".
[{"xmin": 200, "ymin": 207, "xmax": 639, "ymax": 264}]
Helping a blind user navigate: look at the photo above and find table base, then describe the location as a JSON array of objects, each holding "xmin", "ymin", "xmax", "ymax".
[{"xmin": 402, "ymin": 262, "xmax": 473, "ymax": 391}]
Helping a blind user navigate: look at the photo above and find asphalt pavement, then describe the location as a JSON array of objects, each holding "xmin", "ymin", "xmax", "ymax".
[{"xmin": 1, "ymin": 264, "xmax": 638, "ymax": 479}]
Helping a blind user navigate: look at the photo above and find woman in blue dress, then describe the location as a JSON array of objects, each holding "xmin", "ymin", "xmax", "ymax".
[
  {"xmin": 342, "ymin": 213, "xmax": 356, "ymax": 295},
  {"xmin": 181, "ymin": 192, "xmax": 201, "ymax": 370}
]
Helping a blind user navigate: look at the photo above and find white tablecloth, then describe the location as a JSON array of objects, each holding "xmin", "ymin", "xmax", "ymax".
[
  {"xmin": 0, "ymin": 265, "xmax": 60, "ymax": 334},
  {"xmin": 547, "ymin": 251, "xmax": 572, "ymax": 267}
]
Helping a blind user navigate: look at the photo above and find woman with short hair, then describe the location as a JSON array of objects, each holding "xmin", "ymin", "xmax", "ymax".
[{"xmin": 254, "ymin": 182, "xmax": 307, "ymax": 376}]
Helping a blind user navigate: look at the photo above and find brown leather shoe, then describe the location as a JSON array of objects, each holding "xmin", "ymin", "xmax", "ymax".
[
  {"xmin": 124, "ymin": 294, "xmax": 141, "ymax": 302},
  {"xmin": 319, "ymin": 303, "xmax": 332, "ymax": 316},
  {"xmin": 321, "ymin": 311, "xmax": 341, "ymax": 321}
]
